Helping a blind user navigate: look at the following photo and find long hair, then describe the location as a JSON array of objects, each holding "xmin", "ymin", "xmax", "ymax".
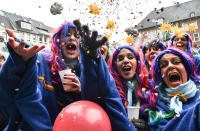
[
  {"xmin": 170, "ymin": 33, "xmax": 193, "ymax": 57},
  {"xmin": 49, "ymin": 22, "xmax": 76, "ymax": 73},
  {"xmin": 109, "ymin": 45, "xmax": 151, "ymax": 108}
]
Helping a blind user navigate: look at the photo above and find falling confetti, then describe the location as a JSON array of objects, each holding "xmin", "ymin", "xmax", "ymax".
[
  {"xmin": 105, "ymin": 33, "xmax": 112, "ymax": 41},
  {"xmin": 173, "ymin": 25, "xmax": 186, "ymax": 37},
  {"xmin": 159, "ymin": 22, "xmax": 172, "ymax": 32},
  {"xmin": 88, "ymin": 3, "xmax": 100, "ymax": 15},
  {"xmin": 188, "ymin": 23, "xmax": 196, "ymax": 32},
  {"xmin": 106, "ymin": 20, "xmax": 115, "ymax": 31},
  {"xmin": 126, "ymin": 35, "xmax": 134, "ymax": 44}
]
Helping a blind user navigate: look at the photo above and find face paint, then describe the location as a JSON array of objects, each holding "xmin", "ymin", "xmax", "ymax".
[
  {"xmin": 61, "ymin": 28, "xmax": 80, "ymax": 60},
  {"xmin": 159, "ymin": 53, "xmax": 188, "ymax": 88}
]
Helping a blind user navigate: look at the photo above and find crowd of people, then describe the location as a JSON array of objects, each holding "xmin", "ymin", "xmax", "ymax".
[{"xmin": 0, "ymin": 19, "xmax": 200, "ymax": 131}]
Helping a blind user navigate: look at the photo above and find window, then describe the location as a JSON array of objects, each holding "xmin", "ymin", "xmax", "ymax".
[
  {"xmin": 191, "ymin": 21, "xmax": 198, "ymax": 29},
  {"xmin": 190, "ymin": 12, "xmax": 195, "ymax": 18},
  {"xmin": 33, "ymin": 35, "xmax": 36, "ymax": 42},
  {"xmin": 193, "ymin": 33, "xmax": 199, "ymax": 42},
  {"xmin": 182, "ymin": 23, "xmax": 188, "ymax": 30},
  {"xmin": 157, "ymin": 18, "xmax": 164, "ymax": 25},
  {"xmin": 20, "ymin": 32, "xmax": 24, "ymax": 39},
  {"xmin": 44, "ymin": 36, "xmax": 47, "ymax": 43},
  {"xmin": 39, "ymin": 36, "xmax": 42, "ymax": 43},
  {"xmin": 21, "ymin": 22, "xmax": 32, "ymax": 30},
  {"xmin": 27, "ymin": 34, "xmax": 30, "ymax": 42}
]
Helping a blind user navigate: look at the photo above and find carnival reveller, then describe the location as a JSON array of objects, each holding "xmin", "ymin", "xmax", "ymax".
[
  {"xmin": 79, "ymin": 25, "xmax": 136, "ymax": 131},
  {"xmin": 109, "ymin": 45, "xmax": 151, "ymax": 130},
  {"xmin": 0, "ymin": 22, "xmax": 81, "ymax": 130},
  {"xmin": 142, "ymin": 39, "xmax": 166, "ymax": 68},
  {"xmin": 109, "ymin": 45, "xmax": 150, "ymax": 108},
  {"xmin": 145, "ymin": 48, "xmax": 200, "ymax": 131},
  {"xmin": 142, "ymin": 39, "xmax": 166, "ymax": 87},
  {"xmin": 170, "ymin": 33, "xmax": 200, "ymax": 75},
  {"xmin": 0, "ymin": 53, "xmax": 6, "ymax": 68}
]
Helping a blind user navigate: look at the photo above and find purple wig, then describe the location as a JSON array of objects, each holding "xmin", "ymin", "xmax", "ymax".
[
  {"xmin": 109, "ymin": 45, "xmax": 151, "ymax": 107},
  {"xmin": 151, "ymin": 48, "xmax": 200, "ymax": 86},
  {"xmin": 170, "ymin": 33, "xmax": 193, "ymax": 57},
  {"xmin": 49, "ymin": 22, "xmax": 77, "ymax": 73}
]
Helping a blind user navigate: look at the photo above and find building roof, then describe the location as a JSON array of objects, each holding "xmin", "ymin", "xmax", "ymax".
[
  {"xmin": 137, "ymin": 0, "xmax": 200, "ymax": 30},
  {"xmin": 0, "ymin": 10, "xmax": 14, "ymax": 30},
  {"xmin": 1, "ymin": 10, "xmax": 52, "ymax": 36}
]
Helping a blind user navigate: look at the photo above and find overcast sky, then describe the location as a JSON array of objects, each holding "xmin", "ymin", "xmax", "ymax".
[{"xmin": 0, "ymin": 0, "xmax": 191, "ymax": 43}]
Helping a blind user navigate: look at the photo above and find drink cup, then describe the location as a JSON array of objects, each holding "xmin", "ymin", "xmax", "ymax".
[
  {"xmin": 59, "ymin": 69, "xmax": 73, "ymax": 91},
  {"xmin": 127, "ymin": 106, "xmax": 140, "ymax": 120}
]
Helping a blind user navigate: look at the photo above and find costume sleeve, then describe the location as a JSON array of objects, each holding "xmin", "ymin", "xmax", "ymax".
[
  {"xmin": 80, "ymin": 48, "xmax": 136, "ymax": 131},
  {"xmin": 193, "ymin": 55, "xmax": 200, "ymax": 76},
  {"xmin": 148, "ymin": 96, "xmax": 200, "ymax": 131},
  {"xmin": 0, "ymin": 43, "xmax": 52, "ymax": 131}
]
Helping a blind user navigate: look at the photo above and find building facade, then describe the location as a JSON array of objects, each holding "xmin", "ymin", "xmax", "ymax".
[
  {"xmin": 136, "ymin": 0, "xmax": 200, "ymax": 48},
  {"xmin": 0, "ymin": 10, "xmax": 53, "ymax": 54}
]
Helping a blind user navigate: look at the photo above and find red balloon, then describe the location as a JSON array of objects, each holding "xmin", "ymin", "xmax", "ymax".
[{"xmin": 53, "ymin": 100, "xmax": 111, "ymax": 131}]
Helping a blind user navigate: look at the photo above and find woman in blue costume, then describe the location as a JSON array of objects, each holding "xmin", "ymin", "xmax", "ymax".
[
  {"xmin": 142, "ymin": 39, "xmax": 166, "ymax": 87},
  {"xmin": 170, "ymin": 33, "xmax": 200, "ymax": 75},
  {"xmin": 0, "ymin": 22, "xmax": 136, "ymax": 130},
  {"xmin": 0, "ymin": 21, "xmax": 82, "ymax": 130},
  {"xmin": 143, "ymin": 48, "xmax": 200, "ymax": 131},
  {"xmin": 78, "ymin": 25, "xmax": 137, "ymax": 131}
]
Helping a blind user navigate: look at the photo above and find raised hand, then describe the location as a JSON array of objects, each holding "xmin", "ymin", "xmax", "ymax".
[
  {"xmin": 8, "ymin": 38, "xmax": 45, "ymax": 62},
  {"xmin": 6, "ymin": 29, "xmax": 17, "ymax": 39},
  {"xmin": 80, "ymin": 25, "xmax": 108, "ymax": 59}
]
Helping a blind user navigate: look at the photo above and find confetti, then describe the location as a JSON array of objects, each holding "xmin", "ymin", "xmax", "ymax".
[
  {"xmin": 160, "ymin": 22, "xmax": 172, "ymax": 32},
  {"xmin": 126, "ymin": 35, "xmax": 134, "ymax": 44},
  {"xmin": 173, "ymin": 25, "xmax": 186, "ymax": 37},
  {"xmin": 188, "ymin": 23, "xmax": 196, "ymax": 32},
  {"xmin": 89, "ymin": 3, "xmax": 100, "ymax": 15},
  {"xmin": 106, "ymin": 20, "xmax": 115, "ymax": 31}
]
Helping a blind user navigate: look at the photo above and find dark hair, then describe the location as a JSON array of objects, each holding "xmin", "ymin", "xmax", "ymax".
[
  {"xmin": 142, "ymin": 39, "xmax": 166, "ymax": 66},
  {"xmin": 0, "ymin": 54, "xmax": 5, "ymax": 61}
]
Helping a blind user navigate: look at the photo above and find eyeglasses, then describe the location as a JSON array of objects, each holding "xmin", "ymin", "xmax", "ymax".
[
  {"xmin": 174, "ymin": 37, "xmax": 187, "ymax": 42},
  {"xmin": 159, "ymin": 57, "xmax": 182, "ymax": 68}
]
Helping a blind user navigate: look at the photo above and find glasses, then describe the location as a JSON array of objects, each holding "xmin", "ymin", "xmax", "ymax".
[
  {"xmin": 159, "ymin": 57, "xmax": 182, "ymax": 68},
  {"xmin": 174, "ymin": 37, "xmax": 187, "ymax": 42}
]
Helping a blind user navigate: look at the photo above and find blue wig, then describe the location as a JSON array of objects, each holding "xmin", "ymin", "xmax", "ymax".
[
  {"xmin": 170, "ymin": 33, "xmax": 193, "ymax": 57},
  {"xmin": 151, "ymin": 48, "xmax": 200, "ymax": 86}
]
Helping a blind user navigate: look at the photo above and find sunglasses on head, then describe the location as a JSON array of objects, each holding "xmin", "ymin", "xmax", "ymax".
[
  {"xmin": 174, "ymin": 37, "xmax": 187, "ymax": 42},
  {"xmin": 159, "ymin": 57, "xmax": 182, "ymax": 68}
]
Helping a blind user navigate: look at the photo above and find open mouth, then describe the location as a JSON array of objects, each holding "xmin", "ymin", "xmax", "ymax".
[
  {"xmin": 66, "ymin": 44, "xmax": 76, "ymax": 50},
  {"xmin": 169, "ymin": 73, "xmax": 181, "ymax": 82},
  {"xmin": 176, "ymin": 43, "xmax": 184, "ymax": 47},
  {"xmin": 122, "ymin": 66, "xmax": 131, "ymax": 72},
  {"xmin": 150, "ymin": 54, "xmax": 156, "ymax": 61}
]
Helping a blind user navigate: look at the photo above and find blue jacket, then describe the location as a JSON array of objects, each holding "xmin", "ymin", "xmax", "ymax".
[
  {"xmin": 79, "ymin": 48, "xmax": 136, "ymax": 131},
  {"xmin": 0, "ymin": 44, "xmax": 52, "ymax": 130},
  {"xmin": 0, "ymin": 43, "xmax": 81, "ymax": 130},
  {"xmin": 149, "ymin": 91, "xmax": 200, "ymax": 131}
]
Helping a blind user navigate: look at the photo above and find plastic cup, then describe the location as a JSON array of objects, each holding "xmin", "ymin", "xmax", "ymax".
[
  {"xmin": 59, "ymin": 69, "xmax": 73, "ymax": 90},
  {"xmin": 127, "ymin": 106, "xmax": 140, "ymax": 120}
]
